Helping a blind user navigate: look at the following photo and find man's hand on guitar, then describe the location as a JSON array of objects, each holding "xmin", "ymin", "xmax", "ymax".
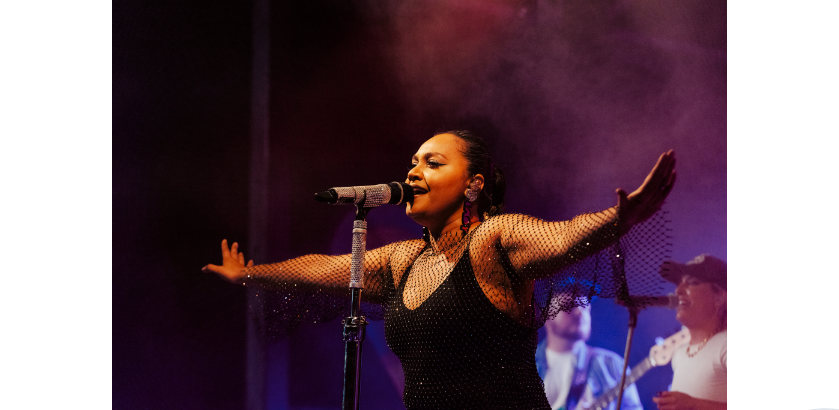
[
  {"xmin": 653, "ymin": 391, "xmax": 726, "ymax": 410},
  {"xmin": 653, "ymin": 392, "xmax": 694, "ymax": 410}
]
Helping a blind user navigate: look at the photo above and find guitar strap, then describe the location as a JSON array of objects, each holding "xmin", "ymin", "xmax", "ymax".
[{"xmin": 566, "ymin": 345, "xmax": 595, "ymax": 410}]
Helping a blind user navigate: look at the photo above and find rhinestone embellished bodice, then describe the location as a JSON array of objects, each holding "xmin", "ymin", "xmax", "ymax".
[{"xmin": 385, "ymin": 238, "xmax": 550, "ymax": 409}]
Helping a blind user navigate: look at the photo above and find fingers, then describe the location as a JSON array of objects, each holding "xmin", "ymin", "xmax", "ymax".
[
  {"xmin": 637, "ymin": 151, "xmax": 676, "ymax": 203},
  {"xmin": 662, "ymin": 151, "xmax": 676, "ymax": 186},
  {"xmin": 616, "ymin": 188, "xmax": 628, "ymax": 209},
  {"xmin": 651, "ymin": 396, "xmax": 668, "ymax": 409},
  {"xmin": 652, "ymin": 392, "xmax": 676, "ymax": 410},
  {"xmin": 247, "ymin": 260, "xmax": 254, "ymax": 267},
  {"xmin": 650, "ymin": 150, "xmax": 676, "ymax": 186},
  {"xmin": 652, "ymin": 391, "xmax": 669, "ymax": 402},
  {"xmin": 653, "ymin": 150, "xmax": 675, "ymax": 177},
  {"xmin": 221, "ymin": 239, "xmax": 230, "ymax": 258},
  {"xmin": 662, "ymin": 171, "xmax": 677, "ymax": 197},
  {"xmin": 202, "ymin": 263, "xmax": 221, "ymax": 274},
  {"xmin": 221, "ymin": 239, "xmax": 250, "ymax": 263}
]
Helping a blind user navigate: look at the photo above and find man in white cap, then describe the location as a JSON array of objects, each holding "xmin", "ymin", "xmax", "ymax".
[{"xmin": 653, "ymin": 254, "xmax": 727, "ymax": 410}]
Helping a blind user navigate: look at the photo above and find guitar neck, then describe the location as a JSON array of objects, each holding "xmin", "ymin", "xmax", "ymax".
[{"xmin": 583, "ymin": 357, "xmax": 652, "ymax": 410}]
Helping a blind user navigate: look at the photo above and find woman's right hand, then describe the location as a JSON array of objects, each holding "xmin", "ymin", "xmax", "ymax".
[
  {"xmin": 202, "ymin": 239, "xmax": 254, "ymax": 283},
  {"xmin": 615, "ymin": 150, "xmax": 676, "ymax": 235}
]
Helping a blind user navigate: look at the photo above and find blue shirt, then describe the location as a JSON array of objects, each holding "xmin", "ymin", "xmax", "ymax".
[{"xmin": 535, "ymin": 340, "xmax": 643, "ymax": 410}]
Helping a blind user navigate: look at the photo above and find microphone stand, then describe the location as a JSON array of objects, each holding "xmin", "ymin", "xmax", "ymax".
[
  {"xmin": 342, "ymin": 191, "xmax": 370, "ymax": 410},
  {"xmin": 612, "ymin": 241, "xmax": 634, "ymax": 410},
  {"xmin": 615, "ymin": 306, "xmax": 638, "ymax": 410}
]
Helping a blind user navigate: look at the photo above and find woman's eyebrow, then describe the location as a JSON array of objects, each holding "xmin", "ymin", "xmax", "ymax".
[
  {"xmin": 411, "ymin": 152, "xmax": 449, "ymax": 162},
  {"xmin": 423, "ymin": 152, "xmax": 447, "ymax": 161}
]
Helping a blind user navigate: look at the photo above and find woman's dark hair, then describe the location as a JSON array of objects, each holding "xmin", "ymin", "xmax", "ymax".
[{"xmin": 436, "ymin": 130, "xmax": 506, "ymax": 217}]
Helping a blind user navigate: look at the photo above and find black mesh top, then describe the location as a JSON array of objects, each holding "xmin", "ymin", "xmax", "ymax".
[{"xmin": 385, "ymin": 229, "xmax": 549, "ymax": 409}]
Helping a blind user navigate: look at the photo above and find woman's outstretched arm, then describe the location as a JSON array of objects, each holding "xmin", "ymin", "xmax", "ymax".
[
  {"xmin": 498, "ymin": 150, "xmax": 676, "ymax": 280},
  {"xmin": 202, "ymin": 239, "xmax": 400, "ymax": 300}
]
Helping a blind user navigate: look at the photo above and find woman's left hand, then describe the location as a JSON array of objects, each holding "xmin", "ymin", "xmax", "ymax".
[{"xmin": 616, "ymin": 150, "xmax": 676, "ymax": 234}]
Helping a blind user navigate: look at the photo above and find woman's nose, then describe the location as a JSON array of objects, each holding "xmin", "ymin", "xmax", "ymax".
[{"xmin": 407, "ymin": 166, "xmax": 422, "ymax": 182}]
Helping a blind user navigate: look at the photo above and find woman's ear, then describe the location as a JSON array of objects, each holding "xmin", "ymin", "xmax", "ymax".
[{"xmin": 471, "ymin": 174, "xmax": 485, "ymax": 191}]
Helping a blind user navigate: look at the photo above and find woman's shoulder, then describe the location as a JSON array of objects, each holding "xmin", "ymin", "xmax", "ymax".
[
  {"xmin": 478, "ymin": 213, "xmax": 545, "ymax": 232},
  {"xmin": 481, "ymin": 212, "xmax": 530, "ymax": 224},
  {"xmin": 470, "ymin": 213, "xmax": 537, "ymax": 245}
]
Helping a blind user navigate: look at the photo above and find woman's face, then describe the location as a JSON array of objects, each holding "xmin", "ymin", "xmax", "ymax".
[
  {"xmin": 674, "ymin": 275, "xmax": 726, "ymax": 329},
  {"xmin": 405, "ymin": 133, "xmax": 474, "ymax": 230}
]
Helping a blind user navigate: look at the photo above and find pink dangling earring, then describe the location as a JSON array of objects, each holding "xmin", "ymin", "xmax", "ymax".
[
  {"xmin": 461, "ymin": 180, "xmax": 480, "ymax": 235},
  {"xmin": 460, "ymin": 201, "xmax": 472, "ymax": 235}
]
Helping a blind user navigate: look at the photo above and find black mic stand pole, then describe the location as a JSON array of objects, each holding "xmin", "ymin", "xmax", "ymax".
[
  {"xmin": 342, "ymin": 192, "xmax": 370, "ymax": 410},
  {"xmin": 612, "ymin": 240, "xmax": 635, "ymax": 410},
  {"xmin": 615, "ymin": 306, "xmax": 638, "ymax": 410}
]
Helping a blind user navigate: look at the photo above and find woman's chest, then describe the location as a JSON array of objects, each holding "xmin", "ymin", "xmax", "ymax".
[{"xmin": 389, "ymin": 244, "xmax": 531, "ymax": 326}]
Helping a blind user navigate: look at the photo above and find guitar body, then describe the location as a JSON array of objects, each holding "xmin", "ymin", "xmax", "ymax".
[{"xmin": 580, "ymin": 328, "xmax": 690, "ymax": 410}]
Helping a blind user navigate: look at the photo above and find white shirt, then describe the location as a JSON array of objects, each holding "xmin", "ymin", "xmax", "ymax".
[
  {"xmin": 543, "ymin": 349, "xmax": 596, "ymax": 410},
  {"xmin": 544, "ymin": 349, "xmax": 576, "ymax": 410},
  {"xmin": 670, "ymin": 330, "xmax": 727, "ymax": 403}
]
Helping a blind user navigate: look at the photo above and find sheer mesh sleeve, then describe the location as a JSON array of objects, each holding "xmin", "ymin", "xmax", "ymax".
[
  {"xmin": 244, "ymin": 239, "xmax": 425, "ymax": 339},
  {"xmin": 499, "ymin": 208, "xmax": 621, "ymax": 281},
  {"xmin": 520, "ymin": 209, "xmax": 671, "ymax": 326}
]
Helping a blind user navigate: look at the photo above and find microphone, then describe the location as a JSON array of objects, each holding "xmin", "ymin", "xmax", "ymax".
[
  {"xmin": 621, "ymin": 294, "xmax": 679, "ymax": 309},
  {"xmin": 314, "ymin": 182, "xmax": 414, "ymax": 208}
]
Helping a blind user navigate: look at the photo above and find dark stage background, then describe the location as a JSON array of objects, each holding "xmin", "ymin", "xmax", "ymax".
[{"xmin": 113, "ymin": 0, "xmax": 726, "ymax": 409}]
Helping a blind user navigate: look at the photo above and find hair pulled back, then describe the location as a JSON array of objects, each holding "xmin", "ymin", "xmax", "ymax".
[{"xmin": 436, "ymin": 130, "xmax": 506, "ymax": 218}]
